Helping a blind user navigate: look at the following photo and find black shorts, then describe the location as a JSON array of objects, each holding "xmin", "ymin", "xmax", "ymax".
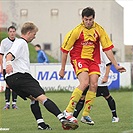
[
  {"xmin": 5, "ymin": 73, "xmax": 45, "ymax": 100},
  {"xmin": 82, "ymin": 86, "xmax": 110, "ymax": 97}
]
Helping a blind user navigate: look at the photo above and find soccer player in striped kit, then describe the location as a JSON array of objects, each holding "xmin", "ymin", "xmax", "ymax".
[{"xmin": 59, "ymin": 7, "xmax": 126, "ymax": 125}]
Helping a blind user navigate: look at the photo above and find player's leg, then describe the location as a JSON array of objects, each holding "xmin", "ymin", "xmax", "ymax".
[
  {"xmin": 6, "ymin": 73, "xmax": 79, "ymax": 130},
  {"xmin": 102, "ymin": 86, "xmax": 119, "ymax": 122},
  {"xmin": 36, "ymin": 94, "xmax": 79, "ymax": 130},
  {"xmin": 64, "ymin": 71, "xmax": 89, "ymax": 114},
  {"xmin": 73, "ymin": 97, "xmax": 85, "ymax": 118},
  {"xmin": 81, "ymin": 74, "xmax": 99, "ymax": 125},
  {"xmin": 73, "ymin": 86, "xmax": 89, "ymax": 118},
  {"xmin": 12, "ymin": 90, "xmax": 18, "ymax": 109},
  {"xmin": 24, "ymin": 73, "xmax": 79, "ymax": 130},
  {"xmin": 3, "ymin": 86, "xmax": 11, "ymax": 109},
  {"xmin": 61, "ymin": 71, "xmax": 89, "ymax": 129},
  {"xmin": 30, "ymin": 98, "xmax": 52, "ymax": 130},
  {"xmin": 3, "ymin": 69, "xmax": 11, "ymax": 109}
]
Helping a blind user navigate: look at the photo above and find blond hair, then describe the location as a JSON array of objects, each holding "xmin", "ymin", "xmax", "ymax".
[{"xmin": 21, "ymin": 22, "xmax": 38, "ymax": 35}]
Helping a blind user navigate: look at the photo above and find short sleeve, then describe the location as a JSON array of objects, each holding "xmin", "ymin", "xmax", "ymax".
[
  {"xmin": 0, "ymin": 41, "xmax": 5, "ymax": 55},
  {"xmin": 99, "ymin": 27, "xmax": 113, "ymax": 50},
  {"xmin": 7, "ymin": 40, "xmax": 23, "ymax": 60}
]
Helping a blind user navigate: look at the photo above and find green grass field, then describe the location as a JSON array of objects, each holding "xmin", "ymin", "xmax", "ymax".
[{"xmin": 0, "ymin": 91, "xmax": 132, "ymax": 133}]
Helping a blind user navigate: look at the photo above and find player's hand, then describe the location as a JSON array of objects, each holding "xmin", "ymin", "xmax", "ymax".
[
  {"xmin": 6, "ymin": 64, "xmax": 13, "ymax": 74},
  {"xmin": 116, "ymin": 66, "xmax": 126, "ymax": 73},
  {"xmin": 102, "ymin": 76, "xmax": 108, "ymax": 83},
  {"xmin": 59, "ymin": 69, "xmax": 65, "ymax": 78}
]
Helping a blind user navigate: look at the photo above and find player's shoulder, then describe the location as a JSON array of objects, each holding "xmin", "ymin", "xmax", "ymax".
[
  {"xmin": 14, "ymin": 38, "xmax": 25, "ymax": 43},
  {"xmin": 74, "ymin": 23, "xmax": 84, "ymax": 31},
  {"xmin": 1, "ymin": 37, "xmax": 9, "ymax": 43},
  {"xmin": 13, "ymin": 38, "xmax": 27, "ymax": 48},
  {"xmin": 94, "ymin": 22, "xmax": 105, "ymax": 31},
  {"xmin": 15, "ymin": 37, "xmax": 19, "ymax": 40},
  {"xmin": 69, "ymin": 23, "xmax": 84, "ymax": 35}
]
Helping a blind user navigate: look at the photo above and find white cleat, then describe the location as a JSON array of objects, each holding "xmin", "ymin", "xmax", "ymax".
[
  {"xmin": 112, "ymin": 117, "xmax": 119, "ymax": 123},
  {"xmin": 81, "ymin": 116, "xmax": 94, "ymax": 125}
]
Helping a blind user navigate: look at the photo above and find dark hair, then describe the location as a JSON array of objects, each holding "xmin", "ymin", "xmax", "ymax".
[
  {"xmin": 82, "ymin": 7, "xmax": 95, "ymax": 18},
  {"xmin": 7, "ymin": 26, "xmax": 16, "ymax": 32},
  {"xmin": 35, "ymin": 44, "xmax": 41, "ymax": 48}
]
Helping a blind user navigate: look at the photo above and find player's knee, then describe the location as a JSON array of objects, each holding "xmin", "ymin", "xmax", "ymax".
[
  {"xmin": 36, "ymin": 94, "xmax": 47, "ymax": 104},
  {"xmin": 89, "ymin": 82, "xmax": 98, "ymax": 91},
  {"xmin": 82, "ymin": 81, "xmax": 89, "ymax": 89},
  {"xmin": 104, "ymin": 94, "xmax": 110, "ymax": 99}
]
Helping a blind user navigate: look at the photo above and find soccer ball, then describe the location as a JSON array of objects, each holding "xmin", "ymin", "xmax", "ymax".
[
  {"xmin": 62, "ymin": 124, "xmax": 71, "ymax": 130},
  {"xmin": 62, "ymin": 115, "xmax": 78, "ymax": 130},
  {"xmin": 62, "ymin": 118, "xmax": 78, "ymax": 130},
  {"xmin": 62, "ymin": 110, "xmax": 78, "ymax": 130}
]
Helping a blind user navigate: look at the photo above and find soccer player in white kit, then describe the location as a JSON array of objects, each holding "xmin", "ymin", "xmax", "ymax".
[
  {"xmin": 73, "ymin": 48, "xmax": 119, "ymax": 124},
  {"xmin": 0, "ymin": 26, "xmax": 18, "ymax": 109},
  {"xmin": 5, "ymin": 22, "xmax": 78, "ymax": 130}
]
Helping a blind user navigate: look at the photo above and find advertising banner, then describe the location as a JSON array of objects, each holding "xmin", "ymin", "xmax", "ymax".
[
  {"xmin": 0, "ymin": 63, "xmax": 131, "ymax": 92},
  {"xmin": 108, "ymin": 65, "xmax": 120, "ymax": 90}
]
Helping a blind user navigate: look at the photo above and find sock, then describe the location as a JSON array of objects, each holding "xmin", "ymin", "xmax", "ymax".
[
  {"xmin": 12, "ymin": 91, "xmax": 17, "ymax": 104},
  {"xmin": 30, "ymin": 100, "xmax": 46, "ymax": 125},
  {"xmin": 66, "ymin": 88, "xmax": 83, "ymax": 113},
  {"xmin": 82, "ymin": 91, "xmax": 96, "ymax": 116},
  {"xmin": 5, "ymin": 87, "xmax": 11, "ymax": 103},
  {"xmin": 106, "ymin": 96, "xmax": 117, "ymax": 117},
  {"xmin": 43, "ymin": 98, "xmax": 61, "ymax": 117},
  {"xmin": 73, "ymin": 99, "xmax": 85, "ymax": 118}
]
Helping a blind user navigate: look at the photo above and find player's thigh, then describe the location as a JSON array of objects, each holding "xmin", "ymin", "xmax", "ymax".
[{"xmin": 77, "ymin": 71, "xmax": 89, "ymax": 91}]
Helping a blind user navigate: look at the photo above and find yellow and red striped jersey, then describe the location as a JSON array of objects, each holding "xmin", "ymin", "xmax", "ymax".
[{"xmin": 61, "ymin": 22, "xmax": 114, "ymax": 64}]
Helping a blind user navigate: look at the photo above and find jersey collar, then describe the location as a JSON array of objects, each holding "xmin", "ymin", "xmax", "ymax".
[{"xmin": 8, "ymin": 37, "xmax": 15, "ymax": 42}]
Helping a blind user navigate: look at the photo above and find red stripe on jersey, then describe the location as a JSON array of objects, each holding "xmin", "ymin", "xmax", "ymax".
[
  {"xmin": 92, "ymin": 30, "xmax": 101, "ymax": 64},
  {"xmin": 70, "ymin": 31, "xmax": 85, "ymax": 59}
]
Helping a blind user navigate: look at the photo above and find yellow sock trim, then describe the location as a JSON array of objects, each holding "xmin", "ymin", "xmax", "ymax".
[
  {"xmin": 82, "ymin": 91, "xmax": 96, "ymax": 116},
  {"xmin": 66, "ymin": 88, "xmax": 83, "ymax": 113}
]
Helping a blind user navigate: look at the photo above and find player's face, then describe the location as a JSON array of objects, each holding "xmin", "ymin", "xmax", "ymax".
[
  {"xmin": 8, "ymin": 28, "xmax": 16, "ymax": 40},
  {"xmin": 82, "ymin": 15, "xmax": 94, "ymax": 29},
  {"xmin": 28, "ymin": 30, "xmax": 37, "ymax": 42}
]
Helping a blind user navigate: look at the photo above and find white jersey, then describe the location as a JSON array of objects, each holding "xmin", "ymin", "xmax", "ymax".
[
  {"xmin": 98, "ymin": 49, "xmax": 111, "ymax": 86},
  {"xmin": 0, "ymin": 37, "xmax": 17, "ymax": 69},
  {"xmin": 6, "ymin": 38, "xmax": 30, "ymax": 77}
]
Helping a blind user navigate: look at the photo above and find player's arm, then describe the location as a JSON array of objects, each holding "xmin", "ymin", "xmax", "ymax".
[
  {"xmin": 102, "ymin": 63, "xmax": 111, "ymax": 83},
  {"xmin": 0, "ymin": 43, "xmax": 4, "ymax": 73},
  {"xmin": 59, "ymin": 52, "xmax": 68, "ymax": 78},
  {"xmin": 99, "ymin": 27, "xmax": 126, "ymax": 73},
  {"xmin": 59, "ymin": 29, "xmax": 79, "ymax": 78},
  {"xmin": 0, "ymin": 54, "xmax": 3, "ymax": 73},
  {"xmin": 104, "ymin": 50, "xmax": 126, "ymax": 73},
  {"xmin": 5, "ymin": 53, "xmax": 14, "ymax": 74}
]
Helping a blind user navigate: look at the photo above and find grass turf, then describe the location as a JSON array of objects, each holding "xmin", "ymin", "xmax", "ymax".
[{"xmin": 0, "ymin": 91, "xmax": 132, "ymax": 133}]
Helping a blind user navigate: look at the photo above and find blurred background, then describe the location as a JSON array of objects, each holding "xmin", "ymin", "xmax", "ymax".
[{"xmin": 0, "ymin": 0, "xmax": 132, "ymax": 90}]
